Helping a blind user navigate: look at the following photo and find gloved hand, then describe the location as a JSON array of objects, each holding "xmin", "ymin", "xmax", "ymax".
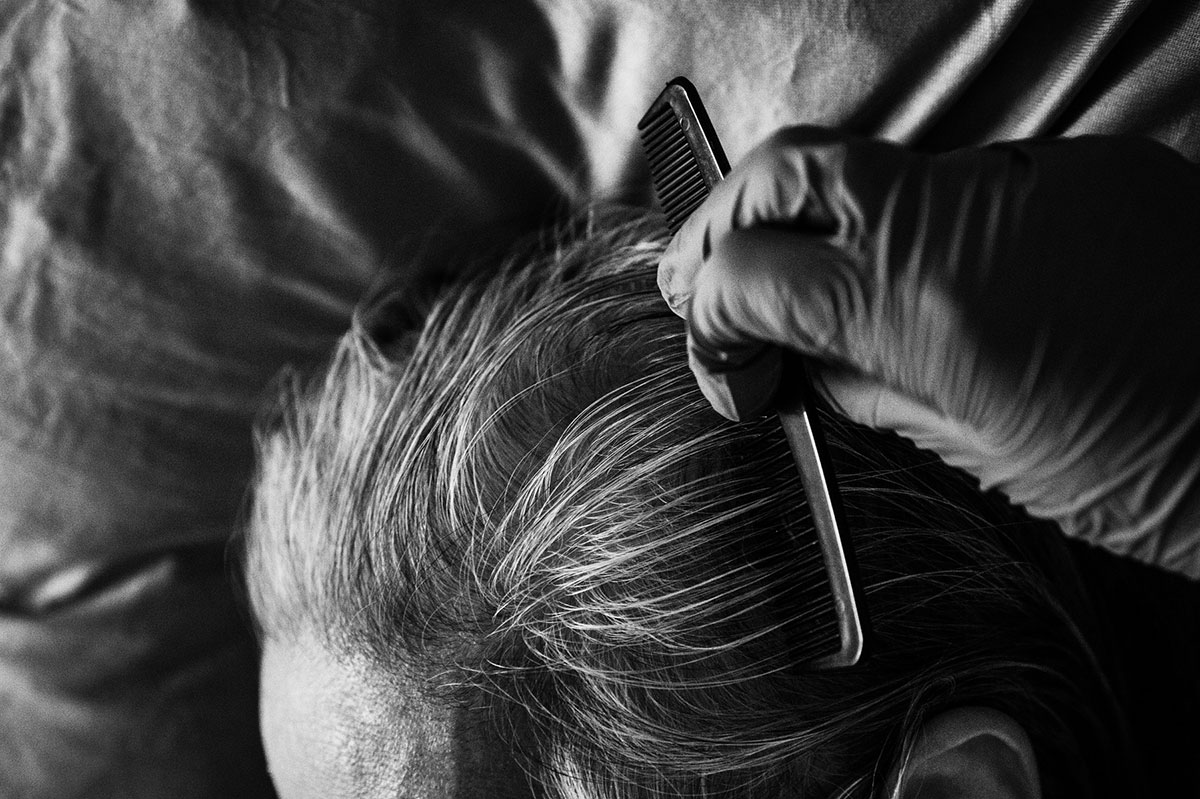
[{"xmin": 658, "ymin": 127, "xmax": 1200, "ymax": 579}]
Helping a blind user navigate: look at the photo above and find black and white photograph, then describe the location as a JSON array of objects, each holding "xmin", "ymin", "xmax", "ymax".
[{"xmin": 2, "ymin": 1, "xmax": 1199, "ymax": 797}]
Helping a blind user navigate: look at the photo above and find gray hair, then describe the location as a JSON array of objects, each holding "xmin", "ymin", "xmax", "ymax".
[{"xmin": 244, "ymin": 209, "xmax": 1133, "ymax": 798}]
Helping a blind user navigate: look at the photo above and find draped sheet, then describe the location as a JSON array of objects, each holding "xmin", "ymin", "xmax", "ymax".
[{"xmin": 1, "ymin": 0, "xmax": 1198, "ymax": 794}]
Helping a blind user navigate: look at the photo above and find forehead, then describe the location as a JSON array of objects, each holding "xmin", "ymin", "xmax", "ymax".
[{"xmin": 259, "ymin": 632, "xmax": 532, "ymax": 799}]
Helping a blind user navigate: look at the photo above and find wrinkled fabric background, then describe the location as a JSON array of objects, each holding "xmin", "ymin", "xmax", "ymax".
[{"xmin": 1, "ymin": 0, "xmax": 1198, "ymax": 795}]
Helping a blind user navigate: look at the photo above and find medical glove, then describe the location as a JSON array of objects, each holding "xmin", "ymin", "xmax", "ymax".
[{"xmin": 658, "ymin": 128, "xmax": 1200, "ymax": 577}]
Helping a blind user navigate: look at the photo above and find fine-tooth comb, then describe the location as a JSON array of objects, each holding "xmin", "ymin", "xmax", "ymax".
[{"xmin": 638, "ymin": 76, "xmax": 867, "ymax": 669}]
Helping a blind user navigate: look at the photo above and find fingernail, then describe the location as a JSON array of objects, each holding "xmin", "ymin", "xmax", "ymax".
[{"xmin": 657, "ymin": 241, "xmax": 687, "ymax": 316}]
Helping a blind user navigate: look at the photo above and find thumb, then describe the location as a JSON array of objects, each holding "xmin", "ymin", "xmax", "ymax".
[
  {"xmin": 686, "ymin": 227, "xmax": 867, "ymax": 419},
  {"xmin": 687, "ymin": 210, "xmax": 988, "ymax": 473}
]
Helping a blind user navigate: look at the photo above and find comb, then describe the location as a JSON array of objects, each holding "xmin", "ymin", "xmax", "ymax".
[{"xmin": 638, "ymin": 77, "xmax": 867, "ymax": 669}]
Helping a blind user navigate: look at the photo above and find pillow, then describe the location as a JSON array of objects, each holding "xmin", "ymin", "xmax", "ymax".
[{"xmin": 1, "ymin": 0, "xmax": 1197, "ymax": 795}]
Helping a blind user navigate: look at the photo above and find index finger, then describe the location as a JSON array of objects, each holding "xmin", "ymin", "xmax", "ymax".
[{"xmin": 656, "ymin": 125, "xmax": 847, "ymax": 318}]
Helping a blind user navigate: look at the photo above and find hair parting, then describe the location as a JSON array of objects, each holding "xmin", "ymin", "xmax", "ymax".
[{"xmin": 245, "ymin": 208, "xmax": 1134, "ymax": 798}]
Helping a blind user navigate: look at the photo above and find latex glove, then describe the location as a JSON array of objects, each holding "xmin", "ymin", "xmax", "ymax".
[{"xmin": 658, "ymin": 127, "xmax": 1200, "ymax": 579}]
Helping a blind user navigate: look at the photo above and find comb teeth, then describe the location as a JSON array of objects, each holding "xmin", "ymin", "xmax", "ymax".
[
  {"xmin": 640, "ymin": 106, "xmax": 709, "ymax": 232},
  {"xmin": 637, "ymin": 78, "xmax": 730, "ymax": 233}
]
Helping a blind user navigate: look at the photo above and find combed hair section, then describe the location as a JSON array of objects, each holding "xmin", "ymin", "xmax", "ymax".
[{"xmin": 244, "ymin": 208, "xmax": 1134, "ymax": 798}]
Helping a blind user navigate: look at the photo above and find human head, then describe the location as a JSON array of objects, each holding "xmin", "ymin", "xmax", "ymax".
[{"xmin": 242, "ymin": 209, "xmax": 1131, "ymax": 798}]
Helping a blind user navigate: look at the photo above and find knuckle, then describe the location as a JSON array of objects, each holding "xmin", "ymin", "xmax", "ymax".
[{"xmin": 733, "ymin": 126, "xmax": 853, "ymax": 228}]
